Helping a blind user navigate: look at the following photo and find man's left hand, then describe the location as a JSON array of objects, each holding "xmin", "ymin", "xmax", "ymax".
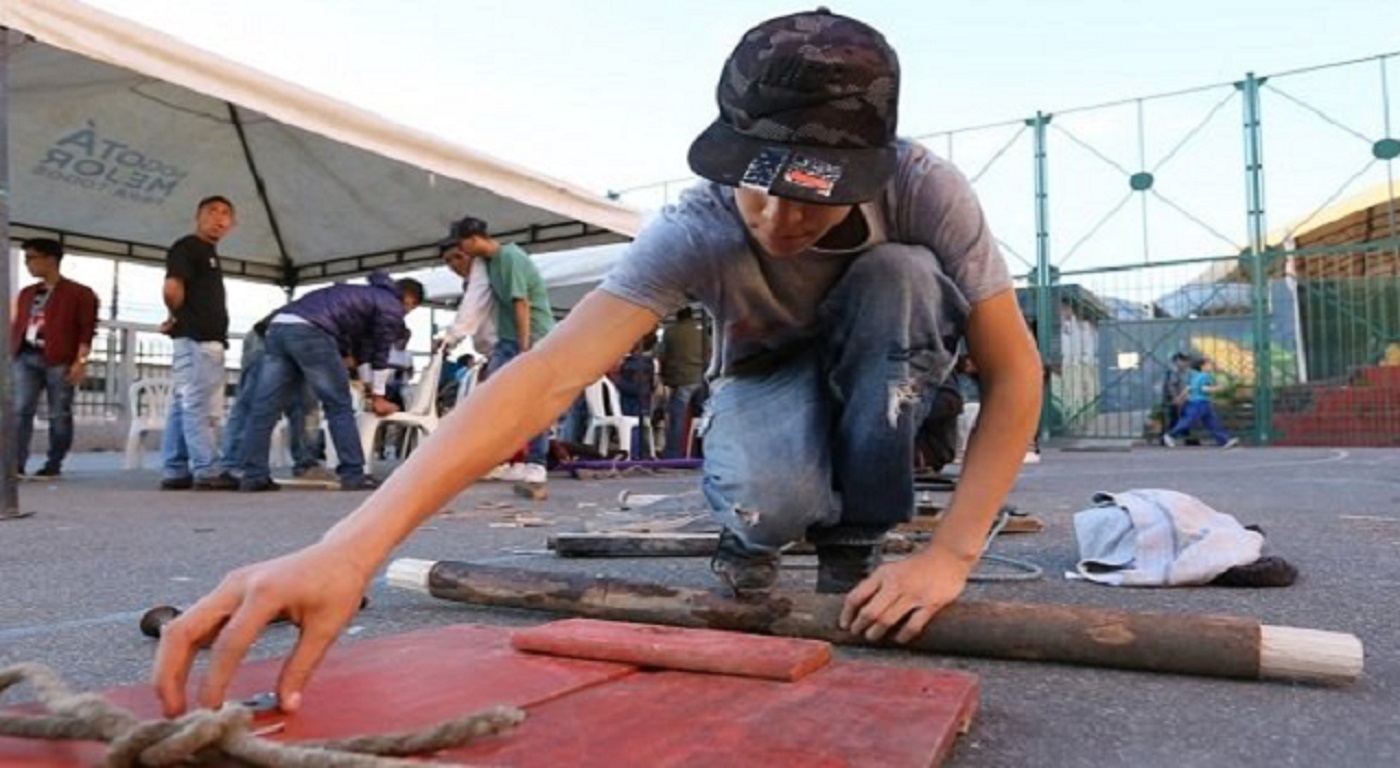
[
  {"xmin": 370, "ymin": 395, "xmax": 399, "ymax": 416},
  {"xmin": 65, "ymin": 360, "xmax": 87, "ymax": 386},
  {"xmin": 839, "ymin": 545, "xmax": 975, "ymax": 644}
]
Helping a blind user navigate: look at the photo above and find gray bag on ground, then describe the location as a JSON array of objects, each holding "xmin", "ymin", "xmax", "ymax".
[{"xmin": 1071, "ymin": 489, "xmax": 1263, "ymax": 586}]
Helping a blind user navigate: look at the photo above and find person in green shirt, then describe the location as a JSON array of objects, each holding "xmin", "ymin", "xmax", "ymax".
[{"xmin": 441, "ymin": 216, "xmax": 556, "ymax": 482}]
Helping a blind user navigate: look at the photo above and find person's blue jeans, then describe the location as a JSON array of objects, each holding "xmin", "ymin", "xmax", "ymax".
[
  {"xmin": 663, "ymin": 382, "xmax": 706, "ymax": 458},
  {"xmin": 489, "ymin": 338, "xmax": 550, "ymax": 465},
  {"xmin": 219, "ymin": 339, "xmax": 320, "ymax": 475},
  {"xmin": 161, "ymin": 338, "xmax": 226, "ymax": 481},
  {"xmin": 699, "ymin": 244, "xmax": 968, "ymax": 552},
  {"xmin": 1169, "ymin": 400, "xmax": 1231, "ymax": 444},
  {"xmin": 284, "ymin": 385, "xmax": 323, "ymax": 471},
  {"xmin": 12, "ymin": 349, "xmax": 76, "ymax": 472},
  {"xmin": 240, "ymin": 324, "xmax": 364, "ymax": 484},
  {"xmin": 560, "ymin": 394, "xmax": 590, "ymax": 445}
]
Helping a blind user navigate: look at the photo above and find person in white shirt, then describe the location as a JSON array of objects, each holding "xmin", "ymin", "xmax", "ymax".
[{"xmin": 434, "ymin": 248, "xmax": 496, "ymax": 359}]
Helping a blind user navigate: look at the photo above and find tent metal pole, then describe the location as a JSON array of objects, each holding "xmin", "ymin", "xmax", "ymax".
[
  {"xmin": 1, "ymin": 27, "xmax": 26, "ymax": 518},
  {"xmin": 225, "ymin": 102, "xmax": 294, "ymax": 289}
]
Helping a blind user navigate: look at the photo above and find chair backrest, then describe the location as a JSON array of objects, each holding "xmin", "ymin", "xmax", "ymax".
[
  {"xmin": 453, "ymin": 360, "xmax": 485, "ymax": 405},
  {"xmin": 582, "ymin": 378, "xmax": 604, "ymax": 419},
  {"xmin": 129, "ymin": 379, "xmax": 172, "ymax": 424},
  {"xmin": 600, "ymin": 377, "xmax": 626, "ymax": 417},
  {"xmin": 584, "ymin": 377, "xmax": 627, "ymax": 419},
  {"xmin": 404, "ymin": 352, "xmax": 446, "ymax": 416}
]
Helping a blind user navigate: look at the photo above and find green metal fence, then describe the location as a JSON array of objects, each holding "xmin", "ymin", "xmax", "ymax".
[{"xmin": 616, "ymin": 51, "xmax": 1400, "ymax": 446}]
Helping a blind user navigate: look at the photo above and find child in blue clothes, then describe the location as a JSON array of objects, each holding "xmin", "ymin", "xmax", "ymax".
[{"xmin": 1164, "ymin": 356, "xmax": 1240, "ymax": 449}]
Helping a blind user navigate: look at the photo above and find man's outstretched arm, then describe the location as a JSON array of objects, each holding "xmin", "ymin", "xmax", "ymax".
[{"xmin": 152, "ymin": 290, "xmax": 660, "ymax": 716}]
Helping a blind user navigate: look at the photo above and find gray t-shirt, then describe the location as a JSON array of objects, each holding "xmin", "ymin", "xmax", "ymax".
[{"xmin": 600, "ymin": 139, "xmax": 1012, "ymax": 378}]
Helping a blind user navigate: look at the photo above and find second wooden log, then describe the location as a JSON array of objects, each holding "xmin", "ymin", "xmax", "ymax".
[{"xmin": 387, "ymin": 559, "xmax": 1363, "ymax": 686}]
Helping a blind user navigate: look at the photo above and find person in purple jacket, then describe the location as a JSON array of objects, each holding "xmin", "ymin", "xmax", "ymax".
[{"xmin": 236, "ymin": 271, "xmax": 423, "ymax": 492}]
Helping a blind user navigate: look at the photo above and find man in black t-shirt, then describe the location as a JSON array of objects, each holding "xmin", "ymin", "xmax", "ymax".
[{"xmin": 159, "ymin": 195, "xmax": 237, "ymax": 491}]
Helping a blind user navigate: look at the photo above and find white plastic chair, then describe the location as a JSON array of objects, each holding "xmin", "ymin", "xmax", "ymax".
[
  {"xmin": 955, "ymin": 402, "xmax": 981, "ymax": 462},
  {"xmin": 358, "ymin": 352, "xmax": 446, "ymax": 474},
  {"xmin": 124, "ymin": 378, "xmax": 172, "ymax": 469},
  {"xmin": 582, "ymin": 377, "xmax": 640, "ymax": 458},
  {"xmin": 453, "ymin": 360, "xmax": 486, "ymax": 406}
]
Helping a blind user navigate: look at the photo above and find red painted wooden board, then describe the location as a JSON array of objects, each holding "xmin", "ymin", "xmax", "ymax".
[
  {"xmin": 0, "ymin": 625, "xmax": 632, "ymax": 767},
  {"xmin": 512, "ymin": 618, "xmax": 834, "ymax": 681},
  {"xmin": 453, "ymin": 660, "xmax": 979, "ymax": 768},
  {"xmin": 0, "ymin": 623, "xmax": 978, "ymax": 767}
]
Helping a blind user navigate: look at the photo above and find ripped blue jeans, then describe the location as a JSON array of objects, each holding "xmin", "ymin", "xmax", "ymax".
[{"xmin": 700, "ymin": 244, "xmax": 968, "ymax": 551}]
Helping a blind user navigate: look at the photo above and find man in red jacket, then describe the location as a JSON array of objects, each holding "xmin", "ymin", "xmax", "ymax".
[{"xmin": 8, "ymin": 238, "xmax": 99, "ymax": 477}]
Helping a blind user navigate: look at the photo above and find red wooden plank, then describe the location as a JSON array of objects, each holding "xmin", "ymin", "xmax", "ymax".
[
  {"xmin": 449, "ymin": 661, "xmax": 979, "ymax": 768},
  {"xmin": 0, "ymin": 625, "xmax": 633, "ymax": 767},
  {"xmin": 512, "ymin": 618, "xmax": 833, "ymax": 682},
  {"xmin": 2, "ymin": 624, "xmax": 977, "ymax": 767}
]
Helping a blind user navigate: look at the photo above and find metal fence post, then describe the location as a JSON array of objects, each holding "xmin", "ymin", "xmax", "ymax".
[
  {"xmin": 1240, "ymin": 72, "xmax": 1273, "ymax": 444},
  {"xmin": 1030, "ymin": 111, "xmax": 1055, "ymax": 438}
]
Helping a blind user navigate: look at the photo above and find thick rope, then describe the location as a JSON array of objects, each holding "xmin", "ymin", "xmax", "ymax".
[
  {"xmin": 970, "ymin": 506, "xmax": 1045, "ymax": 583},
  {"xmin": 0, "ymin": 663, "xmax": 525, "ymax": 767}
]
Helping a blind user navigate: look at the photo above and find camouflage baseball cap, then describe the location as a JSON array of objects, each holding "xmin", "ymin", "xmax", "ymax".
[{"xmin": 687, "ymin": 8, "xmax": 900, "ymax": 205}]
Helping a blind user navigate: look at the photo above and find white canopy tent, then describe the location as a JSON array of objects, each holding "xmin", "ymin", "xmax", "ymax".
[
  {"xmin": 0, "ymin": 0, "xmax": 641, "ymax": 286},
  {"xmin": 0, "ymin": 0, "xmax": 645, "ymax": 512}
]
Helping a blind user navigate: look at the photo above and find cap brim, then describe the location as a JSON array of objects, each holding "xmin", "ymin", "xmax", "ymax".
[{"xmin": 687, "ymin": 120, "xmax": 896, "ymax": 206}]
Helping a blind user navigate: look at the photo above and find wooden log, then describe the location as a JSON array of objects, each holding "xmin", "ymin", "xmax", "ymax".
[
  {"xmin": 386, "ymin": 559, "xmax": 1363, "ymax": 686},
  {"xmin": 546, "ymin": 532, "xmax": 917, "ymax": 558}
]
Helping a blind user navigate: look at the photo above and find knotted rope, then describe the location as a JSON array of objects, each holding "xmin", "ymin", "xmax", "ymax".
[{"xmin": 0, "ymin": 664, "xmax": 525, "ymax": 767}]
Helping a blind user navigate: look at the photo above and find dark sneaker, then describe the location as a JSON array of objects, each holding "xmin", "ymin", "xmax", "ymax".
[
  {"xmin": 293, "ymin": 465, "xmax": 338, "ymax": 482},
  {"xmin": 340, "ymin": 476, "xmax": 382, "ymax": 491},
  {"xmin": 160, "ymin": 476, "xmax": 194, "ymax": 491},
  {"xmin": 35, "ymin": 465, "xmax": 61, "ymax": 478},
  {"xmin": 239, "ymin": 477, "xmax": 282, "ymax": 493},
  {"xmin": 815, "ymin": 542, "xmax": 883, "ymax": 594},
  {"xmin": 194, "ymin": 472, "xmax": 240, "ymax": 491},
  {"xmin": 710, "ymin": 529, "xmax": 780, "ymax": 599}
]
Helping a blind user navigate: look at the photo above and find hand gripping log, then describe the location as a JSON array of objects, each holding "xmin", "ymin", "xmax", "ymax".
[{"xmin": 387, "ymin": 559, "xmax": 1363, "ymax": 686}]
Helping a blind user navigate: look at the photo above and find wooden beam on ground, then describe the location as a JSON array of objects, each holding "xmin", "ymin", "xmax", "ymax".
[
  {"xmin": 387, "ymin": 559, "xmax": 1363, "ymax": 686},
  {"xmin": 546, "ymin": 531, "xmax": 917, "ymax": 558},
  {"xmin": 511, "ymin": 618, "xmax": 833, "ymax": 681}
]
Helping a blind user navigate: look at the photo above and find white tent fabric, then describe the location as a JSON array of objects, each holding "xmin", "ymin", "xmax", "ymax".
[{"xmin": 1, "ymin": 0, "xmax": 641, "ymax": 284}]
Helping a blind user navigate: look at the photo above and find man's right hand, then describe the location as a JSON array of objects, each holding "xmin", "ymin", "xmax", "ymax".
[
  {"xmin": 370, "ymin": 395, "xmax": 400, "ymax": 416},
  {"xmin": 152, "ymin": 542, "xmax": 372, "ymax": 717}
]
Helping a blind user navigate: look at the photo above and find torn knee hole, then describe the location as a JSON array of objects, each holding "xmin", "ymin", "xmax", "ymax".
[{"xmin": 886, "ymin": 379, "xmax": 922, "ymax": 428}]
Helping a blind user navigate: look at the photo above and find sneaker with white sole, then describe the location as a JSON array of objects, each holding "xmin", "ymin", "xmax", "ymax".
[
  {"xmin": 498, "ymin": 462, "xmax": 547, "ymax": 484},
  {"xmin": 482, "ymin": 463, "xmax": 511, "ymax": 481},
  {"xmin": 1162, "ymin": 434, "xmax": 1177, "ymax": 448},
  {"xmin": 518, "ymin": 463, "xmax": 548, "ymax": 484},
  {"xmin": 1221, "ymin": 437, "xmax": 1240, "ymax": 449}
]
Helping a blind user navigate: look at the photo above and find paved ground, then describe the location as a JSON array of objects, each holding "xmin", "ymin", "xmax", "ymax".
[{"xmin": 2, "ymin": 446, "xmax": 1398, "ymax": 766}]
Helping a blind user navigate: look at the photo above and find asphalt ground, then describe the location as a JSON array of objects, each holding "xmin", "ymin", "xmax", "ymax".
[{"xmin": 2, "ymin": 446, "xmax": 1398, "ymax": 767}]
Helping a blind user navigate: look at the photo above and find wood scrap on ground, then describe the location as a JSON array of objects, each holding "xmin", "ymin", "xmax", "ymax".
[{"xmin": 547, "ymin": 531, "xmax": 917, "ymax": 558}]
